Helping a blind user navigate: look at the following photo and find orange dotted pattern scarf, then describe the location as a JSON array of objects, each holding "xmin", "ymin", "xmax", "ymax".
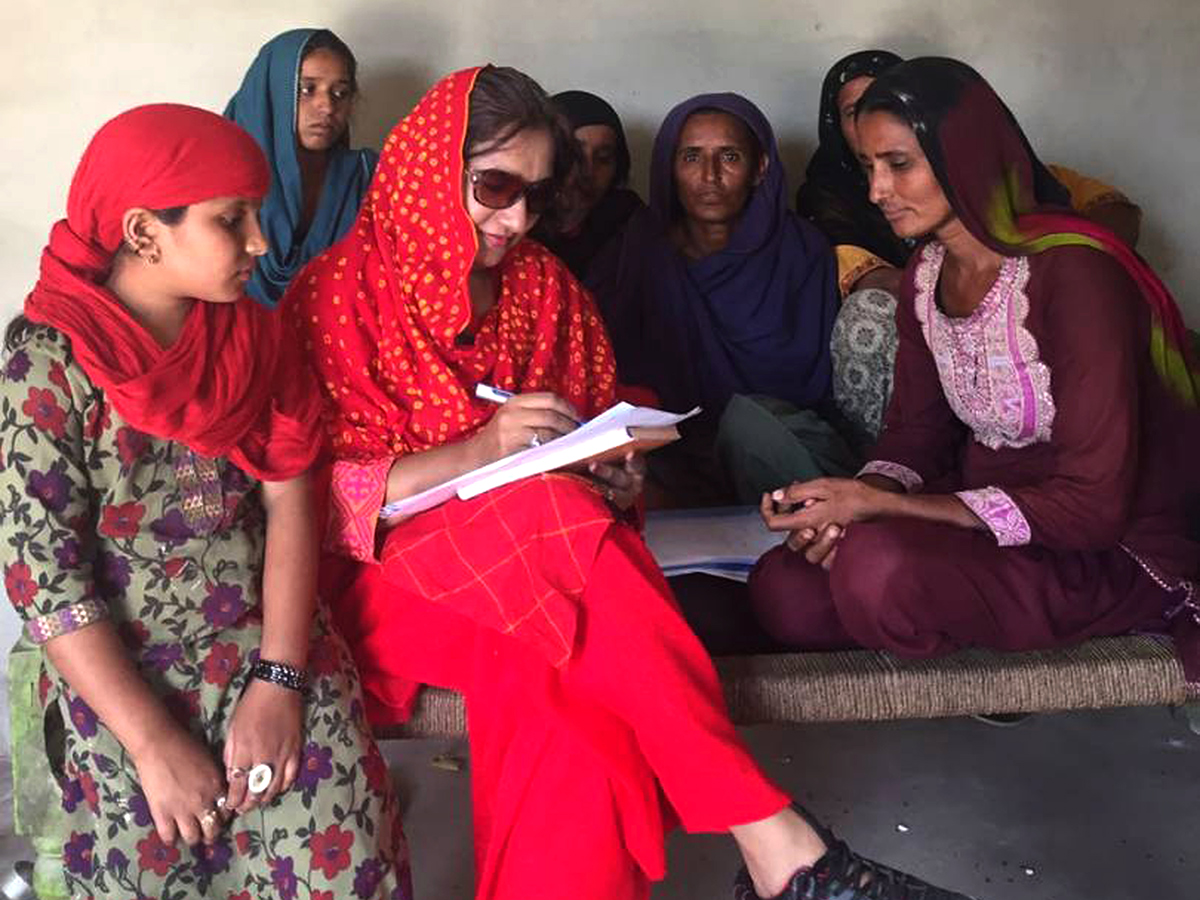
[{"xmin": 287, "ymin": 67, "xmax": 617, "ymax": 462}]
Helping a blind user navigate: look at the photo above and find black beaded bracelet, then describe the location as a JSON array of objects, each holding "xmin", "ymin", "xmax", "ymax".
[{"xmin": 251, "ymin": 658, "xmax": 309, "ymax": 693}]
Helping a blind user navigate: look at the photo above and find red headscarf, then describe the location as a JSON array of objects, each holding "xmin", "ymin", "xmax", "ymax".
[
  {"xmin": 286, "ymin": 67, "xmax": 617, "ymax": 461},
  {"xmin": 24, "ymin": 104, "xmax": 322, "ymax": 481}
]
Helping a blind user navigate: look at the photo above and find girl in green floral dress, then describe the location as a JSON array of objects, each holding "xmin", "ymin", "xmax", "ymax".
[{"xmin": 0, "ymin": 103, "xmax": 411, "ymax": 899}]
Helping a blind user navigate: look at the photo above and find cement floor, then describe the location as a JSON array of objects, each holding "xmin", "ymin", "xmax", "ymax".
[
  {"xmin": 2, "ymin": 705, "xmax": 1195, "ymax": 898},
  {"xmin": 383, "ymin": 705, "xmax": 1198, "ymax": 899}
]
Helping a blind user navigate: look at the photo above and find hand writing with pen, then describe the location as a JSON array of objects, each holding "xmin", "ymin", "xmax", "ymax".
[{"xmin": 475, "ymin": 383, "xmax": 645, "ymax": 511}]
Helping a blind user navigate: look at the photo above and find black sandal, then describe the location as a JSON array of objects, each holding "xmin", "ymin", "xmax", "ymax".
[{"xmin": 732, "ymin": 806, "xmax": 977, "ymax": 900}]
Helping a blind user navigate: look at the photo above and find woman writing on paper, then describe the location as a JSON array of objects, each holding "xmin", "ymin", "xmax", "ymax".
[{"xmin": 286, "ymin": 66, "xmax": 973, "ymax": 900}]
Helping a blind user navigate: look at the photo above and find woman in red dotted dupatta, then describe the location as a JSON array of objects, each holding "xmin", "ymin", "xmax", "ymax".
[{"xmin": 287, "ymin": 66, "xmax": 975, "ymax": 900}]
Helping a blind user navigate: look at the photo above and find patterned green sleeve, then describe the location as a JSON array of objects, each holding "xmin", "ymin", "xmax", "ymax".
[{"xmin": 0, "ymin": 324, "xmax": 105, "ymax": 629}]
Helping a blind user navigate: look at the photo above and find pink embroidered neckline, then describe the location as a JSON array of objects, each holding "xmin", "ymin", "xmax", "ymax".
[{"xmin": 913, "ymin": 243, "xmax": 1054, "ymax": 451}]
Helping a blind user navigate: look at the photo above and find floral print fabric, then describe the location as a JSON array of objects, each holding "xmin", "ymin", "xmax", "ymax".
[
  {"xmin": 0, "ymin": 324, "xmax": 411, "ymax": 899},
  {"xmin": 830, "ymin": 287, "xmax": 900, "ymax": 443}
]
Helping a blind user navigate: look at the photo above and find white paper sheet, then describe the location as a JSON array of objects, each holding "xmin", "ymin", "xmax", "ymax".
[
  {"xmin": 641, "ymin": 506, "xmax": 783, "ymax": 579},
  {"xmin": 379, "ymin": 402, "xmax": 700, "ymax": 520}
]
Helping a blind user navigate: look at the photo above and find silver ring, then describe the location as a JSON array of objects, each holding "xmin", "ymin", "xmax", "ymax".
[
  {"xmin": 528, "ymin": 433, "xmax": 542, "ymax": 448},
  {"xmin": 215, "ymin": 796, "xmax": 227, "ymax": 810},
  {"xmin": 248, "ymin": 763, "xmax": 273, "ymax": 794}
]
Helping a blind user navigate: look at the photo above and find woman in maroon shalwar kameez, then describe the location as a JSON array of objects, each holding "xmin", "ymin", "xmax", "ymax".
[{"xmin": 749, "ymin": 58, "xmax": 1200, "ymax": 684}]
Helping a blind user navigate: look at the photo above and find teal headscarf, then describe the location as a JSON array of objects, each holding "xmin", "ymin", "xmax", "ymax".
[{"xmin": 225, "ymin": 28, "xmax": 378, "ymax": 308}]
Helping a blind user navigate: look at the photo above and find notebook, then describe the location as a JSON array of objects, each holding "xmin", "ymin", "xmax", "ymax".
[
  {"xmin": 379, "ymin": 402, "xmax": 700, "ymax": 520},
  {"xmin": 641, "ymin": 506, "xmax": 783, "ymax": 582}
]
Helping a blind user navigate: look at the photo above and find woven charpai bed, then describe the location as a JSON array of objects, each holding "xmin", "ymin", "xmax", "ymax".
[{"xmin": 393, "ymin": 634, "xmax": 1199, "ymax": 737}]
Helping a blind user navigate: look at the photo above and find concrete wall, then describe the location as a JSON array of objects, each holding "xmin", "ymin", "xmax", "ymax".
[{"xmin": 1, "ymin": 0, "xmax": 1197, "ymax": 749}]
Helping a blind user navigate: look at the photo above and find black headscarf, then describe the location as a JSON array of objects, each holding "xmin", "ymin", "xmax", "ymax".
[
  {"xmin": 857, "ymin": 58, "xmax": 1070, "ymax": 222},
  {"xmin": 795, "ymin": 50, "xmax": 911, "ymax": 267},
  {"xmin": 537, "ymin": 90, "xmax": 643, "ymax": 279},
  {"xmin": 552, "ymin": 90, "xmax": 632, "ymax": 185}
]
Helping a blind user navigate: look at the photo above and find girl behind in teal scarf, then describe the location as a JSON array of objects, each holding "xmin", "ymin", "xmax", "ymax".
[{"xmin": 225, "ymin": 28, "xmax": 378, "ymax": 307}]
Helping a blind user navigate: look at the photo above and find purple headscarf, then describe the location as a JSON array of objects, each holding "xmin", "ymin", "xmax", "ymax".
[{"xmin": 593, "ymin": 93, "xmax": 838, "ymax": 413}]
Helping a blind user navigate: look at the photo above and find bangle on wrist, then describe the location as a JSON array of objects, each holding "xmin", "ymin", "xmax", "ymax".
[{"xmin": 251, "ymin": 657, "xmax": 309, "ymax": 693}]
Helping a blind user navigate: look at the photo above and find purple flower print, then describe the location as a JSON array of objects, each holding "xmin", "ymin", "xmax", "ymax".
[
  {"xmin": 143, "ymin": 642, "xmax": 184, "ymax": 672},
  {"xmin": 296, "ymin": 742, "xmax": 334, "ymax": 793},
  {"xmin": 67, "ymin": 695, "xmax": 98, "ymax": 738},
  {"xmin": 270, "ymin": 856, "xmax": 298, "ymax": 900},
  {"xmin": 60, "ymin": 776, "xmax": 84, "ymax": 813},
  {"xmin": 201, "ymin": 583, "xmax": 247, "ymax": 628},
  {"xmin": 27, "ymin": 465, "xmax": 71, "ymax": 513},
  {"xmin": 127, "ymin": 792, "xmax": 153, "ymax": 827},
  {"xmin": 53, "ymin": 538, "xmax": 82, "ymax": 570},
  {"xmin": 94, "ymin": 550, "xmax": 131, "ymax": 597},
  {"xmin": 150, "ymin": 508, "xmax": 195, "ymax": 547},
  {"xmin": 191, "ymin": 837, "xmax": 232, "ymax": 874},
  {"xmin": 353, "ymin": 858, "xmax": 385, "ymax": 899},
  {"xmin": 63, "ymin": 831, "xmax": 94, "ymax": 876},
  {"xmin": 4, "ymin": 350, "xmax": 31, "ymax": 381}
]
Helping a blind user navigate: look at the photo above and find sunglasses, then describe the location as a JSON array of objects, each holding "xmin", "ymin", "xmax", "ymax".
[{"xmin": 467, "ymin": 168, "xmax": 557, "ymax": 216}]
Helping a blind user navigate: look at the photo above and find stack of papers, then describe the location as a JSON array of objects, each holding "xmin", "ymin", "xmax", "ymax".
[
  {"xmin": 379, "ymin": 402, "xmax": 700, "ymax": 520},
  {"xmin": 641, "ymin": 506, "xmax": 782, "ymax": 582}
]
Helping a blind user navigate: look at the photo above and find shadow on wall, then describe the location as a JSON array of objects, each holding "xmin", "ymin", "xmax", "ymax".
[
  {"xmin": 623, "ymin": 122, "xmax": 655, "ymax": 198},
  {"xmin": 355, "ymin": 62, "xmax": 444, "ymax": 151},
  {"xmin": 334, "ymin": 4, "xmax": 451, "ymax": 151},
  {"xmin": 321, "ymin": 8, "xmax": 974, "ymax": 225},
  {"xmin": 868, "ymin": 4, "xmax": 1179, "ymax": 282},
  {"xmin": 592, "ymin": 28, "xmax": 946, "ymax": 205}
]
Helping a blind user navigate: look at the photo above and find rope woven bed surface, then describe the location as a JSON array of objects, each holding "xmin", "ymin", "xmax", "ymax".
[{"xmin": 386, "ymin": 634, "xmax": 1194, "ymax": 738}]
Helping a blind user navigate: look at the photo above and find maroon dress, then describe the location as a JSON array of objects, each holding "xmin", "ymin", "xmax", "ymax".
[{"xmin": 749, "ymin": 242, "xmax": 1200, "ymax": 680}]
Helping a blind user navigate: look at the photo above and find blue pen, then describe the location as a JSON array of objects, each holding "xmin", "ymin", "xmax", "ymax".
[
  {"xmin": 475, "ymin": 382, "xmax": 583, "ymax": 426},
  {"xmin": 475, "ymin": 383, "xmax": 514, "ymax": 404}
]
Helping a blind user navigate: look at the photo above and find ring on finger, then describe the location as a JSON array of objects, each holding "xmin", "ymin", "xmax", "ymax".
[
  {"xmin": 199, "ymin": 808, "xmax": 219, "ymax": 828},
  {"xmin": 248, "ymin": 763, "xmax": 274, "ymax": 795}
]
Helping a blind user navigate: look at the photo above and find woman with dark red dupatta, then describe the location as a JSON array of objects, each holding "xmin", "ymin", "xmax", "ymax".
[
  {"xmin": 750, "ymin": 58, "xmax": 1200, "ymax": 687},
  {"xmin": 289, "ymin": 66, "xmax": 975, "ymax": 900}
]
